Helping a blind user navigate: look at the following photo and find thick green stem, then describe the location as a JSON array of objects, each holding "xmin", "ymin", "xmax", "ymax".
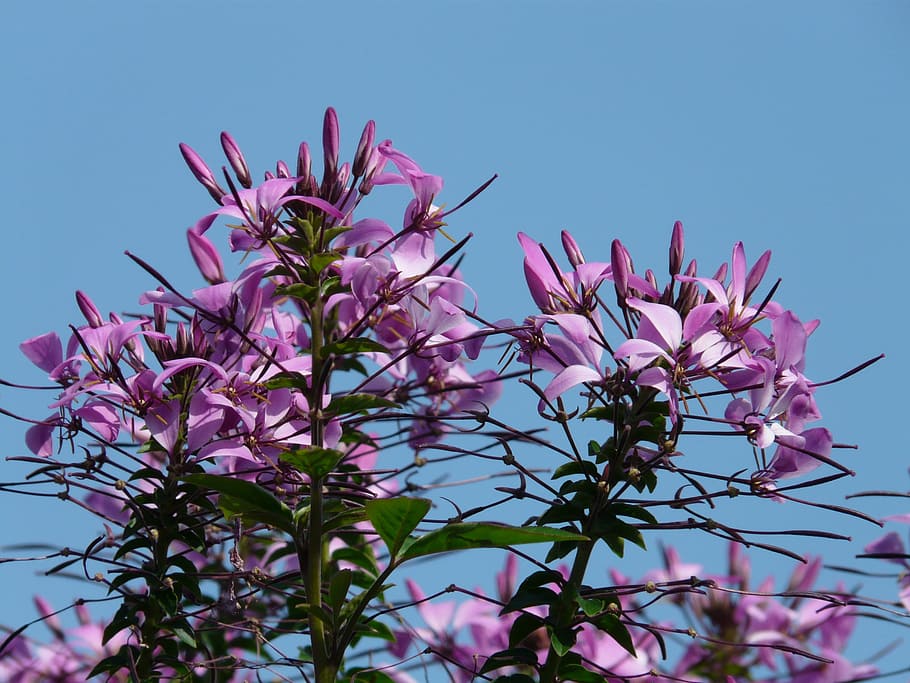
[
  {"xmin": 538, "ymin": 540, "xmax": 595, "ymax": 683},
  {"xmin": 304, "ymin": 293, "xmax": 338, "ymax": 682}
]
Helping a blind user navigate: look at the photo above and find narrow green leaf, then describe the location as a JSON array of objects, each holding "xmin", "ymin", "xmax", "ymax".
[
  {"xmin": 322, "ymin": 337, "xmax": 389, "ymax": 357},
  {"xmin": 610, "ymin": 502, "xmax": 659, "ymax": 526},
  {"xmin": 551, "ymin": 460, "xmax": 598, "ymax": 480},
  {"xmin": 558, "ymin": 664, "xmax": 606, "ymax": 683},
  {"xmin": 264, "ymin": 372, "xmax": 311, "ymax": 390},
  {"xmin": 172, "ymin": 622, "xmax": 197, "ymax": 648},
  {"xmin": 327, "ymin": 393, "xmax": 400, "ymax": 416},
  {"xmin": 329, "ymin": 569, "xmax": 353, "ymax": 613},
  {"xmin": 398, "ymin": 523, "xmax": 587, "ymax": 562},
  {"xmin": 479, "ymin": 647, "xmax": 539, "ymax": 673},
  {"xmin": 365, "ymin": 497, "xmax": 432, "ymax": 558}
]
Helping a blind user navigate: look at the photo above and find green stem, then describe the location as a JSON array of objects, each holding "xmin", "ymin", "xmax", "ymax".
[
  {"xmin": 304, "ymin": 291, "xmax": 338, "ymax": 682},
  {"xmin": 537, "ymin": 539, "xmax": 595, "ymax": 683}
]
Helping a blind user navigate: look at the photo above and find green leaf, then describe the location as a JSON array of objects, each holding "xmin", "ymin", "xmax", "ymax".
[
  {"xmin": 172, "ymin": 621, "xmax": 197, "ymax": 648},
  {"xmin": 327, "ymin": 393, "xmax": 400, "ymax": 416},
  {"xmin": 352, "ymin": 618, "xmax": 396, "ymax": 642},
  {"xmin": 508, "ymin": 612, "xmax": 546, "ymax": 648},
  {"xmin": 609, "ymin": 502, "xmax": 658, "ymax": 526},
  {"xmin": 501, "ymin": 586, "xmax": 559, "ymax": 614},
  {"xmin": 558, "ymin": 664, "xmax": 605, "ymax": 683},
  {"xmin": 294, "ymin": 602, "xmax": 334, "ymax": 628},
  {"xmin": 492, "ymin": 676, "xmax": 538, "ymax": 683},
  {"xmin": 551, "ymin": 460, "xmax": 598, "ymax": 480},
  {"xmin": 329, "ymin": 569, "xmax": 353, "ymax": 614},
  {"xmin": 264, "ymin": 372, "xmax": 311, "ymax": 391},
  {"xmin": 399, "ymin": 523, "xmax": 587, "ymax": 562},
  {"xmin": 102, "ymin": 604, "xmax": 136, "ymax": 645},
  {"xmin": 322, "ymin": 224, "xmax": 353, "ymax": 243},
  {"xmin": 604, "ymin": 534, "xmax": 625, "ymax": 558},
  {"xmin": 280, "ymin": 447, "xmax": 345, "ymax": 479},
  {"xmin": 277, "ymin": 282, "xmax": 319, "ymax": 300},
  {"xmin": 322, "ymin": 337, "xmax": 389, "ymax": 357},
  {"xmin": 576, "ymin": 594, "xmax": 605, "ymax": 617},
  {"xmin": 549, "ymin": 626, "xmax": 577, "ymax": 656},
  {"xmin": 479, "ymin": 647, "xmax": 539, "ymax": 673},
  {"xmin": 365, "ymin": 497, "xmax": 432, "ymax": 558},
  {"xmin": 591, "ymin": 613, "xmax": 637, "ymax": 657},
  {"xmin": 332, "ymin": 546, "xmax": 380, "ymax": 578},
  {"xmin": 183, "ymin": 474, "xmax": 294, "ymax": 535},
  {"xmin": 324, "ymin": 507, "xmax": 369, "ymax": 532}
]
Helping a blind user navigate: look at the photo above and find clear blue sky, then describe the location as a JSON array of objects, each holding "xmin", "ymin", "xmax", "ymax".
[{"xmin": 1, "ymin": 1, "xmax": 908, "ymax": 675}]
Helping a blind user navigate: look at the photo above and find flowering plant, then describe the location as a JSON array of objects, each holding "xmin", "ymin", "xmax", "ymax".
[{"xmin": 1, "ymin": 109, "xmax": 900, "ymax": 682}]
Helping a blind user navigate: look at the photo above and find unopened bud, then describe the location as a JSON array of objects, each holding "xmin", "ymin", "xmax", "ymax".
[
  {"xmin": 337, "ymin": 161, "xmax": 350, "ymax": 188},
  {"xmin": 179, "ymin": 143, "xmax": 226, "ymax": 202},
  {"xmin": 744, "ymin": 249, "xmax": 772, "ymax": 303},
  {"xmin": 153, "ymin": 299, "xmax": 167, "ymax": 333},
  {"xmin": 644, "ymin": 269, "xmax": 658, "ymax": 296},
  {"xmin": 611, "ymin": 239, "xmax": 630, "ymax": 303},
  {"xmin": 322, "ymin": 107, "xmax": 340, "ymax": 182},
  {"xmin": 76, "ymin": 291, "xmax": 104, "ymax": 328},
  {"xmin": 561, "ymin": 230, "xmax": 585, "ymax": 267},
  {"xmin": 297, "ymin": 141, "xmax": 312, "ymax": 183},
  {"xmin": 352, "ymin": 119, "xmax": 375, "ymax": 178},
  {"xmin": 187, "ymin": 229, "xmax": 225, "ymax": 284},
  {"xmin": 275, "ymin": 160, "xmax": 291, "ymax": 179},
  {"xmin": 220, "ymin": 132, "xmax": 252, "ymax": 188},
  {"xmin": 712, "ymin": 262, "xmax": 728, "ymax": 284},
  {"xmin": 669, "ymin": 220, "xmax": 685, "ymax": 276},
  {"xmin": 175, "ymin": 322, "xmax": 190, "ymax": 355}
]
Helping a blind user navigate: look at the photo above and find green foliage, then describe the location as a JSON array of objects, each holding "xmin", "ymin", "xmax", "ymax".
[
  {"xmin": 364, "ymin": 497, "xmax": 432, "ymax": 559},
  {"xmin": 399, "ymin": 523, "xmax": 587, "ymax": 562},
  {"xmin": 183, "ymin": 473, "xmax": 295, "ymax": 534}
]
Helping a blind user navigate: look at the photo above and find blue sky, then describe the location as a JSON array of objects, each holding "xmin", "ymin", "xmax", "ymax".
[{"xmin": 2, "ymin": 1, "xmax": 909, "ymax": 675}]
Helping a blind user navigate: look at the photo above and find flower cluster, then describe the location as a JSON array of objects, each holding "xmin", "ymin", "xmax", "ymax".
[
  {"xmin": 512, "ymin": 224, "xmax": 837, "ymax": 491},
  {"xmin": 18, "ymin": 107, "xmax": 496, "ymax": 488}
]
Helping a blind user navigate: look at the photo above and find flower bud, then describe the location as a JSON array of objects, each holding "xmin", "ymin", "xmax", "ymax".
[
  {"xmin": 187, "ymin": 229, "xmax": 225, "ymax": 284},
  {"xmin": 561, "ymin": 230, "xmax": 585, "ymax": 267},
  {"xmin": 352, "ymin": 120, "xmax": 375, "ymax": 178},
  {"xmin": 275, "ymin": 160, "xmax": 291, "ymax": 179},
  {"xmin": 611, "ymin": 239, "xmax": 630, "ymax": 304},
  {"xmin": 175, "ymin": 322, "xmax": 190, "ymax": 356},
  {"xmin": 744, "ymin": 249, "xmax": 772, "ymax": 303},
  {"xmin": 220, "ymin": 132, "xmax": 252, "ymax": 188},
  {"xmin": 178, "ymin": 143, "xmax": 226, "ymax": 202},
  {"xmin": 297, "ymin": 141, "xmax": 312, "ymax": 183},
  {"xmin": 644, "ymin": 268, "xmax": 659, "ymax": 299},
  {"xmin": 337, "ymin": 162, "xmax": 351, "ymax": 190},
  {"xmin": 75, "ymin": 291, "xmax": 104, "ymax": 328},
  {"xmin": 669, "ymin": 220, "xmax": 685, "ymax": 276},
  {"xmin": 358, "ymin": 147, "xmax": 382, "ymax": 196},
  {"xmin": 322, "ymin": 107, "xmax": 340, "ymax": 183}
]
